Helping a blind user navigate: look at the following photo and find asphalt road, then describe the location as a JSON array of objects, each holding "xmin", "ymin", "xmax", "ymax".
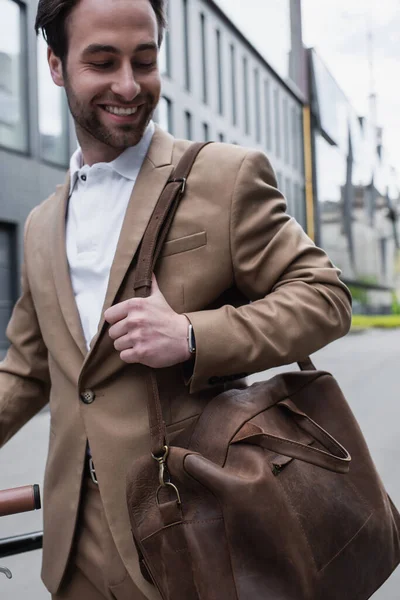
[{"xmin": 1, "ymin": 328, "xmax": 399, "ymax": 599}]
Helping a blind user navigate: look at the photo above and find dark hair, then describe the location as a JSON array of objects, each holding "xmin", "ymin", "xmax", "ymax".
[{"xmin": 35, "ymin": 0, "xmax": 167, "ymax": 62}]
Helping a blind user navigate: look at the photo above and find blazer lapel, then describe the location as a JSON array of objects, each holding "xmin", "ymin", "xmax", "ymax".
[
  {"xmin": 81, "ymin": 126, "xmax": 175, "ymax": 372},
  {"xmin": 51, "ymin": 176, "xmax": 88, "ymax": 357}
]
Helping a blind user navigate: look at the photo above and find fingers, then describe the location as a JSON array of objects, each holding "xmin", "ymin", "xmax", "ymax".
[
  {"xmin": 104, "ymin": 299, "xmax": 131, "ymax": 325},
  {"xmin": 108, "ymin": 318, "xmax": 130, "ymax": 341},
  {"xmin": 113, "ymin": 333, "xmax": 134, "ymax": 353}
]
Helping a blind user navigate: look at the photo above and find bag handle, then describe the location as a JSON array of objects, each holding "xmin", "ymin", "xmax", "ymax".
[
  {"xmin": 232, "ymin": 398, "xmax": 351, "ymax": 474},
  {"xmin": 133, "ymin": 142, "xmax": 211, "ymax": 457}
]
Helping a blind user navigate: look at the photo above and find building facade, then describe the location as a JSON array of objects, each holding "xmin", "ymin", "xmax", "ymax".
[
  {"xmin": 0, "ymin": 0, "xmax": 306, "ymax": 353},
  {"xmin": 309, "ymin": 49, "xmax": 400, "ymax": 311}
]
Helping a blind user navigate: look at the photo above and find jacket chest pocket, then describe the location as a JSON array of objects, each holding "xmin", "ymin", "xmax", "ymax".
[{"xmin": 161, "ymin": 231, "xmax": 207, "ymax": 258}]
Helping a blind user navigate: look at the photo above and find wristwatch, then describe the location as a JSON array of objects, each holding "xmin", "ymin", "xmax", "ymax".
[{"xmin": 187, "ymin": 323, "xmax": 196, "ymax": 355}]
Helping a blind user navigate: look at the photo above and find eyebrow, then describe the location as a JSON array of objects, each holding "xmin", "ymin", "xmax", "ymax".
[{"xmin": 82, "ymin": 42, "xmax": 158, "ymax": 56}]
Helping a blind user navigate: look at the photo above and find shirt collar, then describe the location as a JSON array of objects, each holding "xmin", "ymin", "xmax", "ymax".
[{"xmin": 69, "ymin": 120, "xmax": 155, "ymax": 194}]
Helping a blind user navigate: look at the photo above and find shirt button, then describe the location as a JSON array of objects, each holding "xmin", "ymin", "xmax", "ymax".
[
  {"xmin": 80, "ymin": 389, "xmax": 95, "ymax": 404},
  {"xmin": 81, "ymin": 174, "xmax": 87, "ymax": 181}
]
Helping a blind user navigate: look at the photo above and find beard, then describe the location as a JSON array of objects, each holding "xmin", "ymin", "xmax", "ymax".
[{"xmin": 64, "ymin": 76, "xmax": 158, "ymax": 150}]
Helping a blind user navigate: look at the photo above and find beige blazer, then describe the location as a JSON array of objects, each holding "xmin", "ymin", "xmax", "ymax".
[{"xmin": 0, "ymin": 126, "xmax": 351, "ymax": 597}]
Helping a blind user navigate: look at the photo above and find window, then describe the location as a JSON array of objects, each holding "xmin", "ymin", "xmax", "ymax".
[
  {"xmin": 264, "ymin": 79, "xmax": 271, "ymax": 151},
  {"xmin": 218, "ymin": 132, "xmax": 225, "ymax": 142},
  {"xmin": 242, "ymin": 56, "xmax": 250, "ymax": 135},
  {"xmin": 183, "ymin": 0, "xmax": 190, "ymax": 91},
  {"xmin": 216, "ymin": 29, "xmax": 223, "ymax": 115},
  {"xmin": 202, "ymin": 122, "xmax": 210, "ymax": 142},
  {"xmin": 283, "ymin": 97, "xmax": 290, "ymax": 164},
  {"xmin": 157, "ymin": 96, "xmax": 173, "ymax": 133},
  {"xmin": 200, "ymin": 13, "xmax": 208, "ymax": 104},
  {"xmin": 285, "ymin": 176, "xmax": 292, "ymax": 214},
  {"xmin": 185, "ymin": 110, "xmax": 193, "ymax": 140},
  {"xmin": 274, "ymin": 88, "xmax": 281, "ymax": 158},
  {"xmin": 0, "ymin": 223, "xmax": 16, "ymax": 358},
  {"xmin": 0, "ymin": 0, "xmax": 28, "ymax": 153},
  {"xmin": 159, "ymin": 11, "xmax": 171, "ymax": 76},
  {"xmin": 37, "ymin": 36, "xmax": 69, "ymax": 166},
  {"xmin": 254, "ymin": 68, "xmax": 261, "ymax": 143},
  {"xmin": 230, "ymin": 44, "xmax": 237, "ymax": 126},
  {"xmin": 291, "ymin": 106, "xmax": 297, "ymax": 169},
  {"xmin": 294, "ymin": 182, "xmax": 306, "ymax": 228}
]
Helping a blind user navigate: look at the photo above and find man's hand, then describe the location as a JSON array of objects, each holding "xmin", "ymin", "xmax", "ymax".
[{"xmin": 104, "ymin": 274, "xmax": 191, "ymax": 368}]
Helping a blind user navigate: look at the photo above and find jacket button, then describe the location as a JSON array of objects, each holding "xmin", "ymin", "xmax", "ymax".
[{"xmin": 80, "ymin": 389, "xmax": 95, "ymax": 404}]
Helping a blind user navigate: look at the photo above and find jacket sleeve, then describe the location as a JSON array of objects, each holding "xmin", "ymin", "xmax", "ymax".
[
  {"xmin": 185, "ymin": 150, "xmax": 352, "ymax": 393},
  {"xmin": 0, "ymin": 209, "xmax": 50, "ymax": 448}
]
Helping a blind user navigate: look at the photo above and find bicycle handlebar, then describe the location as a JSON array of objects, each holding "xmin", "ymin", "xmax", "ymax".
[{"xmin": 0, "ymin": 485, "xmax": 41, "ymax": 517}]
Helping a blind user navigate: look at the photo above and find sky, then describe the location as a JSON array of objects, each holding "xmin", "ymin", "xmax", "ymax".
[
  {"xmin": 302, "ymin": 0, "xmax": 400, "ymax": 173},
  {"xmin": 215, "ymin": 0, "xmax": 400, "ymax": 174}
]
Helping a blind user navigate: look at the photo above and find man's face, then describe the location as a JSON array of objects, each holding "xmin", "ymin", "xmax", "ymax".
[{"xmin": 49, "ymin": 0, "xmax": 161, "ymax": 160}]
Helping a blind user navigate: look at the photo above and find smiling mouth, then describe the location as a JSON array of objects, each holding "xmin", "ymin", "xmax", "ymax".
[{"xmin": 102, "ymin": 105, "xmax": 139, "ymax": 116}]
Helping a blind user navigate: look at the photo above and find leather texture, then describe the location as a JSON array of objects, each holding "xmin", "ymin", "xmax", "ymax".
[
  {"xmin": 0, "ymin": 126, "xmax": 353, "ymax": 597},
  {"xmin": 126, "ymin": 145, "xmax": 400, "ymax": 599},
  {"xmin": 128, "ymin": 368, "xmax": 400, "ymax": 599}
]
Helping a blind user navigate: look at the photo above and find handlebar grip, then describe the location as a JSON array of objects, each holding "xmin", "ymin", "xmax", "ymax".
[{"xmin": 0, "ymin": 485, "xmax": 41, "ymax": 517}]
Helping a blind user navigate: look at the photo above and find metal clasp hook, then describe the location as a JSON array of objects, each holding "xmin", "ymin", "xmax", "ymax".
[{"xmin": 151, "ymin": 445, "xmax": 181, "ymax": 506}]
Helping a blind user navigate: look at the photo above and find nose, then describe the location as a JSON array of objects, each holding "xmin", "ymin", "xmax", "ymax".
[{"xmin": 111, "ymin": 63, "xmax": 141, "ymax": 102}]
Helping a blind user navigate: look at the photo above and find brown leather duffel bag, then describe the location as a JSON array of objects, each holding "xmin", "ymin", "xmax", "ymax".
[{"xmin": 126, "ymin": 144, "xmax": 400, "ymax": 599}]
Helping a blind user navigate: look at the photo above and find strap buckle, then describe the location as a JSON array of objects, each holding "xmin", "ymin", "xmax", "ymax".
[{"xmin": 168, "ymin": 177, "xmax": 186, "ymax": 194}]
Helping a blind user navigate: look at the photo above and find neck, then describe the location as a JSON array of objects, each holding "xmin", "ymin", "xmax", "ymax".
[{"xmin": 75, "ymin": 125, "xmax": 125, "ymax": 166}]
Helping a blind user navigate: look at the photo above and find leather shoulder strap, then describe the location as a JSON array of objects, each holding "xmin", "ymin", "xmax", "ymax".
[
  {"xmin": 132, "ymin": 141, "xmax": 211, "ymax": 457},
  {"xmin": 134, "ymin": 142, "xmax": 211, "ymax": 299}
]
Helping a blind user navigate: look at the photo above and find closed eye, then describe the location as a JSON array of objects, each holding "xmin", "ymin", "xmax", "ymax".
[{"xmin": 90, "ymin": 61, "xmax": 113, "ymax": 69}]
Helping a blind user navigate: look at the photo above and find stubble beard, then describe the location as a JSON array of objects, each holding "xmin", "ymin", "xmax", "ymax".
[{"xmin": 64, "ymin": 76, "xmax": 157, "ymax": 150}]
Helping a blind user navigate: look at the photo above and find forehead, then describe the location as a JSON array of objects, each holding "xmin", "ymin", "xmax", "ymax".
[{"xmin": 66, "ymin": 0, "xmax": 158, "ymax": 51}]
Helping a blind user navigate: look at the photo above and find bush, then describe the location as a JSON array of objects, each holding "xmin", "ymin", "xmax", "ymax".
[{"xmin": 352, "ymin": 315, "xmax": 400, "ymax": 329}]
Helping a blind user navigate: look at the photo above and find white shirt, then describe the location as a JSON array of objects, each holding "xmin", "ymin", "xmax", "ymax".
[{"xmin": 66, "ymin": 121, "xmax": 155, "ymax": 351}]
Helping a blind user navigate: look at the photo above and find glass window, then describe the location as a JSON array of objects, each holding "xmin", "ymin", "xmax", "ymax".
[
  {"xmin": 291, "ymin": 105, "xmax": 298, "ymax": 169},
  {"xmin": 230, "ymin": 44, "xmax": 237, "ymax": 126},
  {"xmin": 242, "ymin": 56, "xmax": 250, "ymax": 135},
  {"xmin": 159, "ymin": 31, "xmax": 170, "ymax": 77},
  {"xmin": 218, "ymin": 132, "xmax": 225, "ymax": 143},
  {"xmin": 285, "ymin": 176, "xmax": 292, "ymax": 214},
  {"xmin": 0, "ymin": 0, "xmax": 28, "ymax": 153},
  {"xmin": 37, "ymin": 36, "xmax": 69, "ymax": 166},
  {"xmin": 0, "ymin": 223, "xmax": 16, "ymax": 358},
  {"xmin": 183, "ymin": 0, "xmax": 190, "ymax": 91},
  {"xmin": 200, "ymin": 13, "xmax": 207, "ymax": 104},
  {"xmin": 185, "ymin": 110, "xmax": 192, "ymax": 140},
  {"xmin": 157, "ymin": 96, "xmax": 173, "ymax": 134},
  {"xmin": 294, "ymin": 182, "xmax": 306, "ymax": 229},
  {"xmin": 216, "ymin": 29, "xmax": 223, "ymax": 115},
  {"xmin": 283, "ymin": 97, "xmax": 290, "ymax": 164},
  {"xmin": 264, "ymin": 79, "xmax": 271, "ymax": 151},
  {"xmin": 211, "ymin": 0, "xmax": 292, "ymax": 84},
  {"xmin": 254, "ymin": 68, "xmax": 261, "ymax": 143},
  {"xmin": 274, "ymin": 88, "xmax": 281, "ymax": 158},
  {"xmin": 202, "ymin": 122, "xmax": 210, "ymax": 142}
]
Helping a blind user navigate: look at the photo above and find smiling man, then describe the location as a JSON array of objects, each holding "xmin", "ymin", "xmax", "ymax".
[{"xmin": 0, "ymin": 0, "xmax": 352, "ymax": 599}]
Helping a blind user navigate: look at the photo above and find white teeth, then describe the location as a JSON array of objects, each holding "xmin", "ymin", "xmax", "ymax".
[{"xmin": 105, "ymin": 106, "xmax": 138, "ymax": 116}]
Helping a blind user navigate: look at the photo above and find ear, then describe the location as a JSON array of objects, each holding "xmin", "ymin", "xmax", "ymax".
[{"xmin": 47, "ymin": 46, "xmax": 65, "ymax": 87}]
